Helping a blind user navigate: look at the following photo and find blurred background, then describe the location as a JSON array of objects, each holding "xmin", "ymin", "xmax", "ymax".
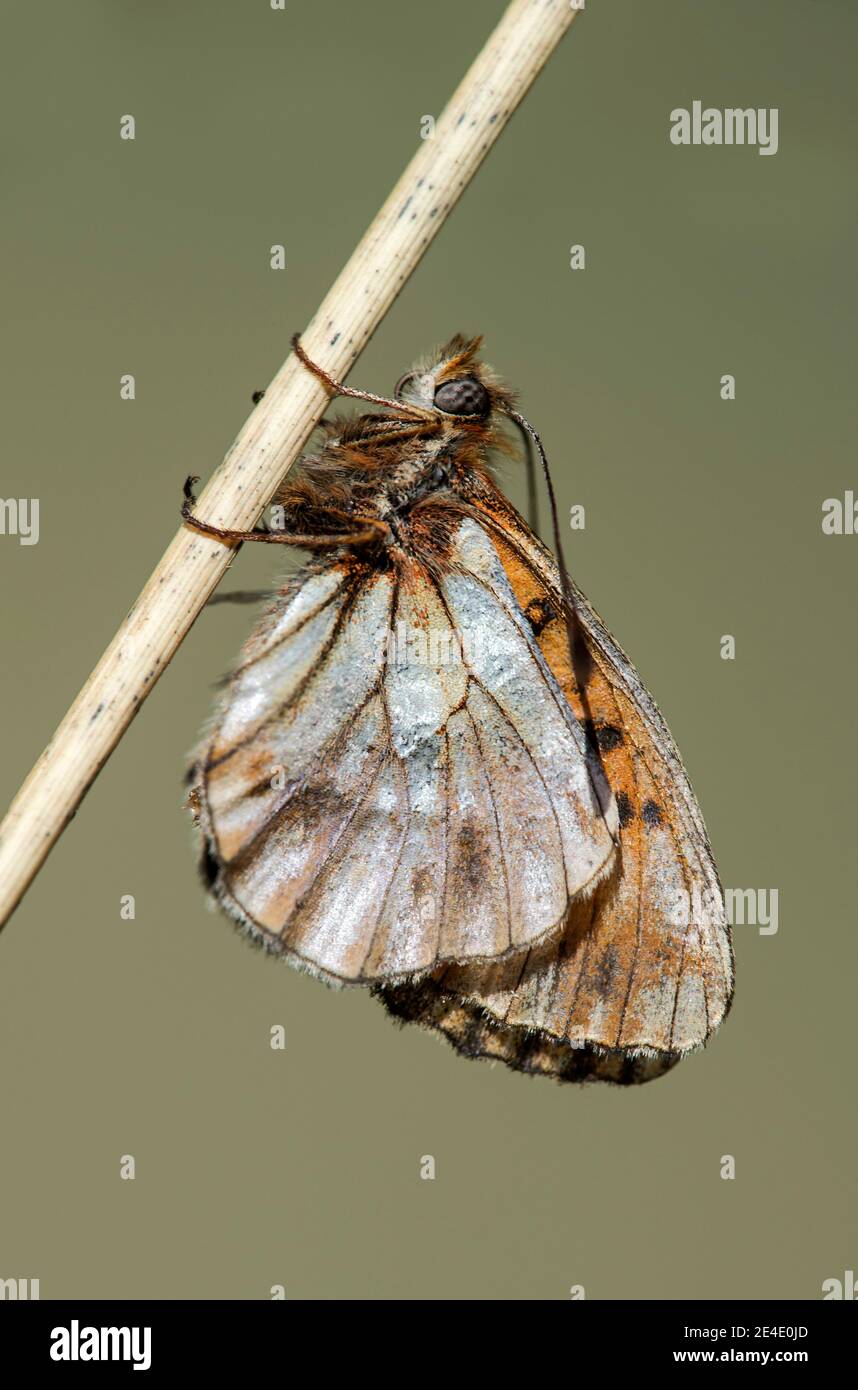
[{"xmin": 0, "ymin": 0, "xmax": 855, "ymax": 1299}]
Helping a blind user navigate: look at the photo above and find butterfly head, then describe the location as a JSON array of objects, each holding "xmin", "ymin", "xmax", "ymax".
[{"xmin": 394, "ymin": 335, "xmax": 513, "ymax": 423}]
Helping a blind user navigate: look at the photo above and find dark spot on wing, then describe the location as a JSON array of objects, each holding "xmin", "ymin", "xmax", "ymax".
[
  {"xmin": 511, "ymin": 1030, "xmax": 543, "ymax": 1070},
  {"xmin": 199, "ymin": 841, "xmax": 219, "ymax": 891},
  {"xmin": 591, "ymin": 944, "xmax": 619, "ymax": 1001},
  {"xmin": 286, "ymin": 780, "xmax": 349, "ymax": 831},
  {"xmin": 523, "ymin": 595, "xmax": 556, "ymax": 637},
  {"xmin": 457, "ymin": 1012, "xmax": 488, "ymax": 1058},
  {"xmin": 580, "ymin": 719, "xmax": 625, "ymax": 754},
  {"xmin": 457, "ymin": 821, "xmax": 490, "ymax": 892},
  {"xmin": 642, "ymin": 799, "xmax": 663, "ymax": 827},
  {"xmin": 595, "ymin": 724, "xmax": 623, "ymax": 751},
  {"xmin": 616, "ymin": 792, "xmax": 634, "ymax": 828},
  {"xmin": 620, "ymin": 1054, "xmax": 640, "ymax": 1085},
  {"xmin": 410, "ymin": 865, "xmax": 434, "ymax": 902}
]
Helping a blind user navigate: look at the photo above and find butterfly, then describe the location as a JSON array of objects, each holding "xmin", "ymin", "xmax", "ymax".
[{"xmin": 183, "ymin": 334, "xmax": 733, "ymax": 1086}]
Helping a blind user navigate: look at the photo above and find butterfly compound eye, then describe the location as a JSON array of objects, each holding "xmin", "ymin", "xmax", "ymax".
[{"xmin": 433, "ymin": 376, "xmax": 491, "ymax": 418}]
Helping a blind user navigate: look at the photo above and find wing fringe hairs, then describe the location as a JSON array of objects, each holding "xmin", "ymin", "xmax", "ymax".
[{"xmin": 376, "ymin": 978, "xmax": 683, "ymax": 1086}]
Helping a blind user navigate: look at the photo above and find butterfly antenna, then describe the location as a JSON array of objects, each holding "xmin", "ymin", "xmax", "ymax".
[
  {"xmin": 506, "ymin": 409, "xmax": 615, "ymax": 827},
  {"xmin": 506, "ymin": 410, "xmax": 591, "ymax": 687},
  {"xmin": 292, "ymin": 335, "xmax": 431, "ymax": 419},
  {"xmin": 509, "ymin": 414, "xmax": 539, "ymax": 536},
  {"xmin": 505, "ymin": 409, "xmax": 616, "ymax": 836}
]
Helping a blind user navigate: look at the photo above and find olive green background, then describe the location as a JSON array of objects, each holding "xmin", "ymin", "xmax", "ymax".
[{"xmin": 1, "ymin": 0, "xmax": 855, "ymax": 1301}]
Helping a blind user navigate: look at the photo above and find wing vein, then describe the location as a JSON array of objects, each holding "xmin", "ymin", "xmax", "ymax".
[
  {"xmin": 208, "ymin": 577, "xmax": 364, "ymax": 771},
  {"xmin": 464, "ymin": 697, "xmax": 513, "ymax": 950}
]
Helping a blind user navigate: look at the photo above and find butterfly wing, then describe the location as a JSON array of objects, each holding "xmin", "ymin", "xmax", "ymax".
[
  {"xmin": 379, "ymin": 476, "xmax": 732, "ymax": 1080},
  {"xmin": 189, "ymin": 520, "xmax": 617, "ymax": 986}
]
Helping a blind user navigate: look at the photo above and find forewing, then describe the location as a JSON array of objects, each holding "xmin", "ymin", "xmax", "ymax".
[{"xmin": 191, "ymin": 523, "xmax": 617, "ymax": 986}]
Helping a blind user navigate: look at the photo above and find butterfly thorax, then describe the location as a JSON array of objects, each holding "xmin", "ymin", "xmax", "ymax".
[
  {"xmin": 275, "ymin": 413, "xmax": 495, "ymax": 557},
  {"xmin": 366, "ymin": 438, "xmax": 454, "ymax": 521}
]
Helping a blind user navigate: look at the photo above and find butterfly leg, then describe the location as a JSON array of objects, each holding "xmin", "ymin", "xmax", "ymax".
[{"xmin": 181, "ymin": 476, "xmax": 390, "ymax": 550}]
